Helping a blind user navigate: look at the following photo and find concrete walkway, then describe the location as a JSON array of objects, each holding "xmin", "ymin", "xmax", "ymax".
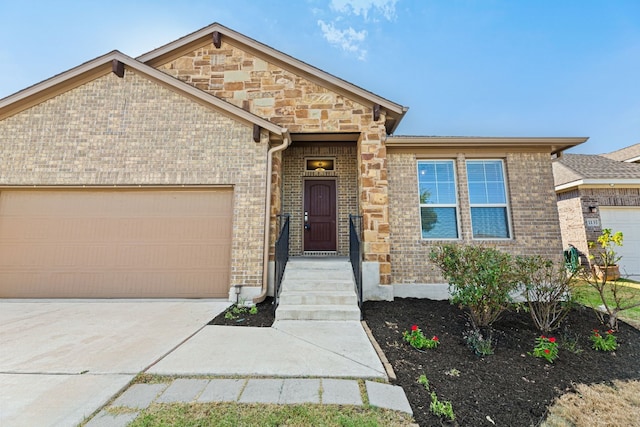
[
  {"xmin": 86, "ymin": 377, "xmax": 412, "ymax": 426},
  {"xmin": 148, "ymin": 320, "xmax": 387, "ymax": 378},
  {"xmin": 84, "ymin": 319, "xmax": 412, "ymax": 426},
  {"xmin": 1, "ymin": 301, "xmax": 412, "ymax": 426}
]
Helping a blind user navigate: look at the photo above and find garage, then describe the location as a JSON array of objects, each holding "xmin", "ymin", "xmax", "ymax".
[
  {"xmin": 599, "ymin": 206, "xmax": 640, "ymax": 278},
  {"xmin": 0, "ymin": 188, "xmax": 233, "ymax": 298}
]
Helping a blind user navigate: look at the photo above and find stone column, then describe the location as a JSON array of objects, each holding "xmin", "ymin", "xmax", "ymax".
[{"xmin": 359, "ymin": 113, "xmax": 391, "ymax": 286}]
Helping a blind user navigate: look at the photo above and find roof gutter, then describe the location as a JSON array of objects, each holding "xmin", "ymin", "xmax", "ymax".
[
  {"xmin": 385, "ymin": 136, "xmax": 588, "ymax": 155},
  {"xmin": 254, "ymin": 129, "xmax": 291, "ymax": 304}
]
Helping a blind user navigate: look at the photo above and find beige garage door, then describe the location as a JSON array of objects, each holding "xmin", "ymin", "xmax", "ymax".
[
  {"xmin": 600, "ymin": 206, "xmax": 640, "ymax": 278},
  {"xmin": 0, "ymin": 189, "xmax": 233, "ymax": 298}
]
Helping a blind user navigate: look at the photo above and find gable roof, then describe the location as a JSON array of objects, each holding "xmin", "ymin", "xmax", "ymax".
[
  {"xmin": 0, "ymin": 50, "xmax": 287, "ymax": 139},
  {"xmin": 137, "ymin": 22, "xmax": 408, "ymax": 133},
  {"xmin": 553, "ymin": 153, "xmax": 640, "ymax": 190},
  {"xmin": 601, "ymin": 143, "xmax": 640, "ymax": 163}
]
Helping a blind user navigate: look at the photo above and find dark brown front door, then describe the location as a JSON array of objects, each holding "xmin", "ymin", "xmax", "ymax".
[{"xmin": 304, "ymin": 180, "xmax": 337, "ymax": 251}]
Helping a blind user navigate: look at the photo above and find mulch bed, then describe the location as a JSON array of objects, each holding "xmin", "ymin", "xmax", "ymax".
[
  {"xmin": 208, "ymin": 297, "xmax": 275, "ymax": 327},
  {"xmin": 363, "ymin": 299, "xmax": 640, "ymax": 427},
  {"xmin": 208, "ymin": 296, "xmax": 640, "ymax": 426}
]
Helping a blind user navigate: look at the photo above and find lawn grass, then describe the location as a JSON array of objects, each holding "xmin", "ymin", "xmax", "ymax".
[
  {"xmin": 543, "ymin": 380, "xmax": 640, "ymax": 427},
  {"xmin": 125, "ymin": 402, "xmax": 414, "ymax": 427},
  {"xmin": 570, "ymin": 278, "xmax": 640, "ymax": 324}
]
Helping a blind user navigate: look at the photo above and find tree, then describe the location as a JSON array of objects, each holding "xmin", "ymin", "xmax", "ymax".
[
  {"xmin": 579, "ymin": 229, "xmax": 640, "ymax": 330},
  {"xmin": 419, "ymin": 190, "xmax": 437, "ymax": 234}
]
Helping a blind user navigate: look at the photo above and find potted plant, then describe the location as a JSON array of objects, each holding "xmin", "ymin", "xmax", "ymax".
[{"xmin": 589, "ymin": 228, "xmax": 623, "ymax": 281}]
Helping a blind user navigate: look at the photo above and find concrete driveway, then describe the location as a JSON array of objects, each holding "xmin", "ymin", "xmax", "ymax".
[{"xmin": 0, "ymin": 299, "xmax": 229, "ymax": 427}]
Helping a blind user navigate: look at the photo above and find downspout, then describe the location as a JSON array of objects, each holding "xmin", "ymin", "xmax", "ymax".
[{"xmin": 253, "ymin": 129, "xmax": 291, "ymax": 304}]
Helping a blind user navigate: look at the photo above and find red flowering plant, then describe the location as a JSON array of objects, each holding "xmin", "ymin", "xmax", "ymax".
[
  {"xmin": 403, "ymin": 324, "xmax": 439, "ymax": 350},
  {"xmin": 531, "ymin": 335, "xmax": 559, "ymax": 363},
  {"xmin": 591, "ymin": 329, "xmax": 618, "ymax": 351}
]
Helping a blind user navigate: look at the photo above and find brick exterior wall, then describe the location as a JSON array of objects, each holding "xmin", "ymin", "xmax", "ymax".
[
  {"xmin": 157, "ymin": 41, "xmax": 391, "ymax": 283},
  {"xmin": 0, "ymin": 71, "xmax": 268, "ymax": 289},
  {"xmin": 556, "ymin": 190, "xmax": 589, "ymax": 259},
  {"xmin": 557, "ymin": 187, "xmax": 640, "ymax": 261},
  {"xmin": 388, "ymin": 150, "xmax": 563, "ymax": 284},
  {"xmin": 282, "ymin": 143, "xmax": 358, "ymax": 256}
]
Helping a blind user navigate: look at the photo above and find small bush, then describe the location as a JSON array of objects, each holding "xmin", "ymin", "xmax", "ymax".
[
  {"xmin": 464, "ymin": 329, "xmax": 494, "ymax": 356},
  {"xmin": 403, "ymin": 324, "xmax": 439, "ymax": 350},
  {"xmin": 430, "ymin": 244, "xmax": 519, "ymax": 329},
  {"xmin": 516, "ymin": 256, "xmax": 575, "ymax": 334},
  {"xmin": 430, "ymin": 392, "xmax": 455, "ymax": 421},
  {"xmin": 223, "ymin": 303, "xmax": 258, "ymax": 320},
  {"xmin": 531, "ymin": 336, "xmax": 559, "ymax": 363},
  {"xmin": 579, "ymin": 229, "xmax": 640, "ymax": 330},
  {"xmin": 417, "ymin": 374, "xmax": 430, "ymax": 390},
  {"xmin": 591, "ymin": 329, "xmax": 618, "ymax": 351}
]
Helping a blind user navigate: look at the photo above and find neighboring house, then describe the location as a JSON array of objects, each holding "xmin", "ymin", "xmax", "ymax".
[
  {"xmin": 601, "ymin": 143, "xmax": 640, "ymax": 163},
  {"xmin": 0, "ymin": 23, "xmax": 587, "ymax": 300},
  {"xmin": 553, "ymin": 147, "xmax": 640, "ymax": 278}
]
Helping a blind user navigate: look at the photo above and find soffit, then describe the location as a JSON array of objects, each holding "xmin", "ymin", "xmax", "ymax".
[{"xmin": 386, "ymin": 136, "xmax": 588, "ymax": 155}]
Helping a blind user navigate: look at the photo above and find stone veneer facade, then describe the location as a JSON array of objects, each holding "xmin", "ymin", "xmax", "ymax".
[
  {"xmin": 157, "ymin": 41, "xmax": 392, "ymax": 284},
  {"xmin": 388, "ymin": 149, "xmax": 563, "ymax": 284},
  {"xmin": 0, "ymin": 71, "xmax": 268, "ymax": 289}
]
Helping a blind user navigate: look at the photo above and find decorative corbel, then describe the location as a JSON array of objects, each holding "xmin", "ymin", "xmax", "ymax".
[
  {"xmin": 111, "ymin": 60, "xmax": 125, "ymax": 78},
  {"xmin": 213, "ymin": 31, "xmax": 222, "ymax": 49},
  {"xmin": 373, "ymin": 104, "xmax": 381, "ymax": 122},
  {"xmin": 253, "ymin": 124, "xmax": 261, "ymax": 142}
]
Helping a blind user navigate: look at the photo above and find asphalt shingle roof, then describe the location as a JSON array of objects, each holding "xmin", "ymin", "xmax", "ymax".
[
  {"xmin": 553, "ymin": 153, "xmax": 640, "ymax": 186},
  {"xmin": 601, "ymin": 143, "xmax": 640, "ymax": 162}
]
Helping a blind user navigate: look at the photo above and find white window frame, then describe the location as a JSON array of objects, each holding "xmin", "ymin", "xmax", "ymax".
[
  {"xmin": 417, "ymin": 159, "xmax": 460, "ymax": 240},
  {"xmin": 466, "ymin": 159, "xmax": 512, "ymax": 240}
]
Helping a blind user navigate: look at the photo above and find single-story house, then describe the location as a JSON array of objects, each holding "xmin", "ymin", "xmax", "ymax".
[
  {"xmin": 553, "ymin": 144, "xmax": 640, "ymax": 279},
  {"xmin": 0, "ymin": 23, "xmax": 587, "ymax": 301}
]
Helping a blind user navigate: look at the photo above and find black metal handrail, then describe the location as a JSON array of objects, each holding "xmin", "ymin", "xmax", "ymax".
[
  {"xmin": 274, "ymin": 214, "xmax": 290, "ymax": 313},
  {"xmin": 349, "ymin": 214, "xmax": 363, "ymax": 319}
]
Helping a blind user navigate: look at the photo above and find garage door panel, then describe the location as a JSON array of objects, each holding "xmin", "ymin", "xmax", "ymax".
[
  {"xmin": 0, "ymin": 189, "xmax": 233, "ymax": 298},
  {"xmin": 1, "ymin": 270, "xmax": 231, "ymax": 298},
  {"xmin": 2, "ymin": 217, "xmax": 232, "ymax": 243},
  {"xmin": 599, "ymin": 207, "xmax": 640, "ymax": 277},
  {"xmin": 2, "ymin": 242, "xmax": 231, "ymax": 269}
]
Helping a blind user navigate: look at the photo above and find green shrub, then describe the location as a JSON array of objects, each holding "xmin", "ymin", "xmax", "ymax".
[
  {"xmin": 430, "ymin": 244, "xmax": 519, "ymax": 329},
  {"xmin": 430, "ymin": 392, "xmax": 455, "ymax": 421},
  {"xmin": 579, "ymin": 229, "xmax": 640, "ymax": 331},
  {"xmin": 464, "ymin": 329, "xmax": 494, "ymax": 356},
  {"xmin": 516, "ymin": 255, "xmax": 575, "ymax": 334}
]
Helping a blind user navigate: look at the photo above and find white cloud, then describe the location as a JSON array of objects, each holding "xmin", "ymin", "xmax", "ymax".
[
  {"xmin": 315, "ymin": 0, "xmax": 398, "ymax": 61},
  {"xmin": 318, "ymin": 20, "xmax": 368, "ymax": 60},
  {"xmin": 329, "ymin": 0, "xmax": 398, "ymax": 21}
]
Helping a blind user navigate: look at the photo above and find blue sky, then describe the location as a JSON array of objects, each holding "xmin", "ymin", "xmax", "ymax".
[{"xmin": 1, "ymin": 0, "xmax": 638, "ymax": 154}]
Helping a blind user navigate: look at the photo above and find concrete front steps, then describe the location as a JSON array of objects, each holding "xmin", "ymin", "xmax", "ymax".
[{"xmin": 275, "ymin": 257, "xmax": 361, "ymax": 321}]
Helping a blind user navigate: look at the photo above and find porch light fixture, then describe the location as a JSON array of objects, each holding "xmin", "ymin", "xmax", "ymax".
[
  {"xmin": 306, "ymin": 159, "xmax": 334, "ymax": 172},
  {"xmin": 588, "ymin": 206, "xmax": 598, "ymax": 213}
]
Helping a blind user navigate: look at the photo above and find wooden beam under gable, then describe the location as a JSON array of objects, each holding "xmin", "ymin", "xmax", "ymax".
[
  {"xmin": 111, "ymin": 60, "xmax": 125, "ymax": 78},
  {"xmin": 213, "ymin": 31, "xmax": 222, "ymax": 48},
  {"xmin": 373, "ymin": 104, "xmax": 381, "ymax": 122},
  {"xmin": 253, "ymin": 124, "xmax": 261, "ymax": 142}
]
